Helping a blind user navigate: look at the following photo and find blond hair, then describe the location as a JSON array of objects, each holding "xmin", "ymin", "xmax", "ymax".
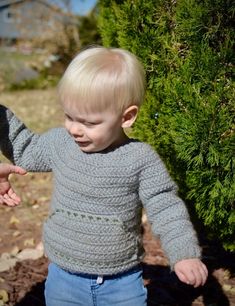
[{"xmin": 58, "ymin": 46, "xmax": 146, "ymax": 113}]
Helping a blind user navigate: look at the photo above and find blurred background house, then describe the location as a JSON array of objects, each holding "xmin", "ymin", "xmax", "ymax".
[
  {"xmin": 0, "ymin": 0, "xmax": 99, "ymax": 91},
  {"xmin": 0, "ymin": 0, "xmax": 78, "ymax": 47}
]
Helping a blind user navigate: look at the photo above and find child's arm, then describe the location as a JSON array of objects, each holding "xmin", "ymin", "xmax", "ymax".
[
  {"xmin": 0, "ymin": 105, "xmax": 52, "ymax": 172},
  {"xmin": 0, "ymin": 163, "xmax": 27, "ymax": 206},
  {"xmin": 139, "ymin": 146, "xmax": 208, "ymax": 286}
]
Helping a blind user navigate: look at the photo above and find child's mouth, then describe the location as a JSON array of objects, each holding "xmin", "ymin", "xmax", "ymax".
[{"xmin": 76, "ymin": 141, "xmax": 90, "ymax": 147}]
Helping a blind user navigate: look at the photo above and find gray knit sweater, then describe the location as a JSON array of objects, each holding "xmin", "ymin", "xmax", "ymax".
[{"xmin": 0, "ymin": 105, "xmax": 201, "ymax": 275}]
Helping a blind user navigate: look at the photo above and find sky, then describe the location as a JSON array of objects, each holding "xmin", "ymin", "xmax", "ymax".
[
  {"xmin": 71, "ymin": 0, "xmax": 97, "ymax": 15},
  {"xmin": 52, "ymin": 0, "xmax": 97, "ymax": 15}
]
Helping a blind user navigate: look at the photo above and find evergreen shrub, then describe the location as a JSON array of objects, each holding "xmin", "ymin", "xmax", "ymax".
[{"xmin": 98, "ymin": 0, "xmax": 235, "ymax": 250}]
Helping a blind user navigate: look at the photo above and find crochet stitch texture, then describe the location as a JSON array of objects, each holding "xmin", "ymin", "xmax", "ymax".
[{"xmin": 0, "ymin": 105, "xmax": 201, "ymax": 275}]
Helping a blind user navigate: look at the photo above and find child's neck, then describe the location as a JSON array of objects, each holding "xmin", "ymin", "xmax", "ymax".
[{"xmin": 104, "ymin": 131, "xmax": 130, "ymax": 153}]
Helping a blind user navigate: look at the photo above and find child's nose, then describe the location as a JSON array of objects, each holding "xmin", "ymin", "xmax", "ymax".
[{"xmin": 69, "ymin": 122, "xmax": 83, "ymax": 137}]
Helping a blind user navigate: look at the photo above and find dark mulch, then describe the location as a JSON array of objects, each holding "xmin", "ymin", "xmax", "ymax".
[{"xmin": 0, "ymin": 257, "xmax": 47, "ymax": 306}]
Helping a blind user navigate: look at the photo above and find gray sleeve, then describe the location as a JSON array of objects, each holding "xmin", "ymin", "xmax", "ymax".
[
  {"xmin": 138, "ymin": 147, "xmax": 201, "ymax": 268},
  {"xmin": 0, "ymin": 105, "xmax": 52, "ymax": 172}
]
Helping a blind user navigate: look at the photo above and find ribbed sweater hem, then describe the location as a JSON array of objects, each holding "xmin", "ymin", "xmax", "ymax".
[{"xmin": 45, "ymin": 248, "xmax": 141, "ymax": 275}]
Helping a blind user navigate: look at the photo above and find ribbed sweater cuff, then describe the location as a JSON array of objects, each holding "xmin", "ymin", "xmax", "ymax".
[{"xmin": 168, "ymin": 244, "xmax": 202, "ymax": 270}]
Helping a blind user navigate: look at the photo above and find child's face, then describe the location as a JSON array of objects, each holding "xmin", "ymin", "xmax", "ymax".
[{"xmin": 63, "ymin": 103, "xmax": 126, "ymax": 153}]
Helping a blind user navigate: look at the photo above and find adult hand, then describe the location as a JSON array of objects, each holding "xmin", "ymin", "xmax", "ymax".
[{"xmin": 0, "ymin": 163, "xmax": 27, "ymax": 206}]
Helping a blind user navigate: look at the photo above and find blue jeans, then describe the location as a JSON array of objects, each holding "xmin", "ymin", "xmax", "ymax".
[{"xmin": 45, "ymin": 263, "xmax": 147, "ymax": 306}]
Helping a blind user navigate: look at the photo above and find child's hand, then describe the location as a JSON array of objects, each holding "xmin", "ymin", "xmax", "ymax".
[
  {"xmin": 174, "ymin": 258, "xmax": 208, "ymax": 288},
  {"xmin": 0, "ymin": 163, "xmax": 27, "ymax": 206}
]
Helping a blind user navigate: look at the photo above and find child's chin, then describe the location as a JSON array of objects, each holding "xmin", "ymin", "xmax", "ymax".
[
  {"xmin": 80, "ymin": 145, "xmax": 107, "ymax": 153},
  {"xmin": 79, "ymin": 145, "xmax": 96, "ymax": 153}
]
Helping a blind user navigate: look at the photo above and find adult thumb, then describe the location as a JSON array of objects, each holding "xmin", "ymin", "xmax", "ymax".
[{"xmin": 10, "ymin": 165, "xmax": 27, "ymax": 176}]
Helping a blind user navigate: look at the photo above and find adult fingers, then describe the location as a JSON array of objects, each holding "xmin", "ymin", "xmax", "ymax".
[
  {"xmin": 8, "ymin": 188, "xmax": 21, "ymax": 204},
  {"xmin": 2, "ymin": 193, "xmax": 16, "ymax": 206},
  {"xmin": 2, "ymin": 189, "xmax": 20, "ymax": 206},
  {"xmin": 9, "ymin": 165, "xmax": 27, "ymax": 176},
  {"xmin": 0, "ymin": 195, "xmax": 5, "ymax": 205}
]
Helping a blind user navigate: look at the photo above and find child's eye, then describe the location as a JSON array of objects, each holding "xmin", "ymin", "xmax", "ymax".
[
  {"xmin": 65, "ymin": 114, "xmax": 73, "ymax": 121},
  {"xmin": 85, "ymin": 122, "xmax": 97, "ymax": 126}
]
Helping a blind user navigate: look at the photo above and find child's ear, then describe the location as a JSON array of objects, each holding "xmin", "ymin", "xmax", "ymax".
[{"xmin": 121, "ymin": 105, "xmax": 139, "ymax": 128}]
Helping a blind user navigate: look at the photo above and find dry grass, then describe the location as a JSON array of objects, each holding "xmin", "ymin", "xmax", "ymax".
[{"xmin": 0, "ymin": 88, "xmax": 63, "ymax": 132}]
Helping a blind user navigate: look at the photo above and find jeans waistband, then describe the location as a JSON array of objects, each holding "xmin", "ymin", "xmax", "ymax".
[{"xmin": 67, "ymin": 265, "xmax": 142, "ymax": 280}]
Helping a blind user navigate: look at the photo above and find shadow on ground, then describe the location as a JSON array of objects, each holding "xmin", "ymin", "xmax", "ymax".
[
  {"xmin": 143, "ymin": 264, "xmax": 230, "ymax": 306},
  {"xmin": 14, "ymin": 281, "xmax": 46, "ymax": 306},
  {"xmin": 143, "ymin": 239, "xmax": 235, "ymax": 306}
]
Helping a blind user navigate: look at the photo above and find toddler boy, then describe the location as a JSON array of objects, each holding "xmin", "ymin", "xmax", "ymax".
[{"xmin": 0, "ymin": 46, "xmax": 207, "ymax": 306}]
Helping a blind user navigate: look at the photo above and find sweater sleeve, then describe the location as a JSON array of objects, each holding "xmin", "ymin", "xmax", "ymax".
[
  {"xmin": 138, "ymin": 145, "xmax": 201, "ymax": 268},
  {"xmin": 0, "ymin": 105, "xmax": 52, "ymax": 172}
]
